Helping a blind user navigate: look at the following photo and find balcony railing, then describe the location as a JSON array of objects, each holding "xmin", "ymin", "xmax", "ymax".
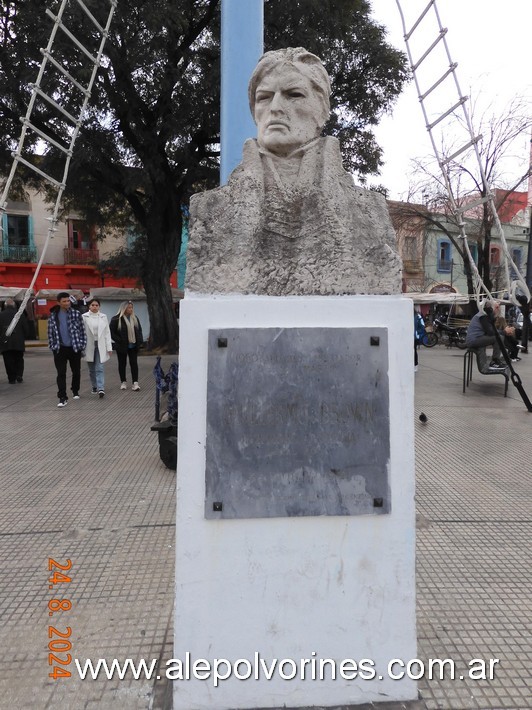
[
  {"xmin": 0, "ymin": 245, "xmax": 37, "ymax": 263},
  {"xmin": 403, "ymin": 259, "xmax": 422, "ymax": 272},
  {"xmin": 64, "ymin": 247, "xmax": 99, "ymax": 265}
]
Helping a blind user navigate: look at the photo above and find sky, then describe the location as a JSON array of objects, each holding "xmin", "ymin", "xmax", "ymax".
[{"xmin": 366, "ymin": 0, "xmax": 532, "ymax": 199}]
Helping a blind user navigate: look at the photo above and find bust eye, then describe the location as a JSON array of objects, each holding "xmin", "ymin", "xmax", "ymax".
[
  {"xmin": 288, "ymin": 90, "xmax": 305, "ymax": 98},
  {"xmin": 255, "ymin": 93, "xmax": 272, "ymax": 103}
]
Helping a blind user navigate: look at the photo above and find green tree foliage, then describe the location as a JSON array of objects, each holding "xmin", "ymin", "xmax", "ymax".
[{"xmin": 0, "ymin": 0, "xmax": 408, "ymax": 350}]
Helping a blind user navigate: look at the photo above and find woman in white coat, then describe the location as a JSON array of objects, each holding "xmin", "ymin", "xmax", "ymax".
[{"xmin": 82, "ymin": 298, "xmax": 113, "ymax": 398}]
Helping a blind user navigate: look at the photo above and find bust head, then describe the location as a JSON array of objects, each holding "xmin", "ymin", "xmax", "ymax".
[{"xmin": 248, "ymin": 47, "xmax": 331, "ymax": 156}]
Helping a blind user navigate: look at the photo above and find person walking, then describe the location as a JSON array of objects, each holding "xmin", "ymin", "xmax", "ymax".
[
  {"xmin": 109, "ymin": 301, "xmax": 144, "ymax": 391},
  {"xmin": 48, "ymin": 291, "xmax": 87, "ymax": 407},
  {"xmin": 0, "ymin": 298, "xmax": 29, "ymax": 383},
  {"xmin": 82, "ymin": 298, "xmax": 113, "ymax": 398}
]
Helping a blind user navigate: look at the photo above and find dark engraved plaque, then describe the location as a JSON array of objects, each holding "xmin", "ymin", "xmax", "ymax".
[{"xmin": 205, "ymin": 328, "xmax": 390, "ymax": 519}]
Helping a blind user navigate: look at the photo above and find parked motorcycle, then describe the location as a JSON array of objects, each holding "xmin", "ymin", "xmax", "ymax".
[{"xmin": 422, "ymin": 317, "xmax": 467, "ymax": 349}]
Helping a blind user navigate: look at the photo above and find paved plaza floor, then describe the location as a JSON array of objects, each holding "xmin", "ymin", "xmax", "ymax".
[{"xmin": 0, "ymin": 343, "xmax": 530, "ymax": 709}]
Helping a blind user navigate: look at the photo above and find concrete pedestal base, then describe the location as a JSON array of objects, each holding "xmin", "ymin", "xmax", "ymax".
[{"xmin": 174, "ymin": 295, "xmax": 416, "ymax": 710}]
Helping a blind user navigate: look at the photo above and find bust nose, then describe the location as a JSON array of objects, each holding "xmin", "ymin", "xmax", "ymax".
[{"xmin": 269, "ymin": 91, "xmax": 286, "ymax": 114}]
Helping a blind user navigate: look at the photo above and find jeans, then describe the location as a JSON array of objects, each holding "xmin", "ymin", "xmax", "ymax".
[
  {"xmin": 465, "ymin": 334, "xmax": 502, "ymax": 361},
  {"xmin": 117, "ymin": 347, "xmax": 138, "ymax": 382},
  {"xmin": 53, "ymin": 346, "xmax": 82, "ymax": 400},
  {"xmin": 87, "ymin": 346, "xmax": 105, "ymax": 391}
]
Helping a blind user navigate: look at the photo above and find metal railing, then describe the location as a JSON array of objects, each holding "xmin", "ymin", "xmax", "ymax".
[
  {"xmin": 63, "ymin": 247, "xmax": 99, "ymax": 264},
  {"xmin": 437, "ymin": 259, "xmax": 453, "ymax": 272},
  {"xmin": 0, "ymin": 245, "xmax": 37, "ymax": 263}
]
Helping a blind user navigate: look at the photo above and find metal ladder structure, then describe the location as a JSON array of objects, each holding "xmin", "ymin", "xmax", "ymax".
[
  {"xmin": 395, "ymin": 0, "xmax": 530, "ymax": 306},
  {"xmin": 395, "ymin": 0, "xmax": 532, "ymax": 410},
  {"xmin": 0, "ymin": 0, "xmax": 117, "ymax": 338}
]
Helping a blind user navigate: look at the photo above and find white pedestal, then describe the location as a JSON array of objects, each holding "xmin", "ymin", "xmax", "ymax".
[{"xmin": 174, "ymin": 294, "xmax": 416, "ymax": 710}]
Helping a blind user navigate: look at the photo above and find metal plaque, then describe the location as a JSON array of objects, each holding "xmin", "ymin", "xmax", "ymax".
[{"xmin": 205, "ymin": 328, "xmax": 390, "ymax": 519}]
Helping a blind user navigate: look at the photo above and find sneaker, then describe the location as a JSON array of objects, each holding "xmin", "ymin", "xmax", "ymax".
[
  {"xmin": 489, "ymin": 362, "xmax": 506, "ymax": 370},
  {"xmin": 91, "ymin": 388, "xmax": 97, "ymax": 394},
  {"xmin": 98, "ymin": 390, "xmax": 105, "ymax": 398},
  {"xmin": 57, "ymin": 399, "xmax": 68, "ymax": 408},
  {"xmin": 73, "ymin": 394, "xmax": 80, "ymax": 400},
  {"xmin": 132, "ymin": 382, "xmax": 140, "ymax": 391},
  {"xmin": 516, "ymin": 344, "xmax": 525, "ymax": 351},
  {"xmin": 120, "ymin": 382, "xmax": 127, "ymax": 390},
  {"xmin": 16, "ymin": 377, "xmax": 23, "ymax": 383}
]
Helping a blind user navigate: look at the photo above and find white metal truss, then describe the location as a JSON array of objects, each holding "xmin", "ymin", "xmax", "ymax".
[
  {"xmin": 0, "ymin": 0, "xmax": 117, "ymax": 337},
  {"xmin": 395, "ymin": 0, "xmax": 531, "ymax": 310}
]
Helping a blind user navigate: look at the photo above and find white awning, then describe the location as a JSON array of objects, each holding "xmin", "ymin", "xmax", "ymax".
[{"xmin": 403, "ymin": 292, "xmax": 470, "ymax": 305}]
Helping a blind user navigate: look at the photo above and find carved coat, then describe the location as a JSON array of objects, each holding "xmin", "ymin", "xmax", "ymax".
[{"xmin": 186, "ymin": 136, "xmax": 402, "ymax": 296}]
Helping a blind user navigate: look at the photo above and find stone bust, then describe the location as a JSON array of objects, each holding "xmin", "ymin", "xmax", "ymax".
[{"xmin": 186, "ymin": 47, "xmax": 402, "ymax": 296}]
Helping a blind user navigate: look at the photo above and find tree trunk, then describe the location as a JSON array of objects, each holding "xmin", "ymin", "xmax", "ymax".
[
  {"xmin": 138, "ymin": 184, "xmax": 182, "ymax": 352},
  {"xmin": 142, "ymin": 261, "xmax": 179, "ymax": 352},
  {"xmin": 141, "ymin": 206, "xmax": 181, "ymax": 352}
]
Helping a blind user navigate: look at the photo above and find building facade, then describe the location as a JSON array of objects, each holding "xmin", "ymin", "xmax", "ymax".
[
  {"xmin": 390, "ymin": 193, "xmax": 530, "ymax": 299},
  {"xmin": 0, "ymin": 187, "xmax": 177, "ymax": 295}
]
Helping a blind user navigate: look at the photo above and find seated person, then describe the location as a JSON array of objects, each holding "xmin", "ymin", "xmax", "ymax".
[
  {"xmin": 465, "ymin": 301, "xmax": 513, "ymax": 369},
  {"xmin": 495, "ymin": 314, "xmax": 523, "ymax": 362}
]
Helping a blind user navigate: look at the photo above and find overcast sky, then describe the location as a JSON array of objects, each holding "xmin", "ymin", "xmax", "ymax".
[{"xmin": 366, "ymin": 0, "xmax": 532, "ymax": 199}]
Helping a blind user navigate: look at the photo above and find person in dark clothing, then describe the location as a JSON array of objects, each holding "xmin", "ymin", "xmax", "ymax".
[
  {"xmin": 109, "ymin": 301, "xmax": 144, "ymax": 391},
  {"xmin": 465, "ymin": 301, "xmax": 514, "ymax": 369},
  {"xmin": 0, "ymin": 299, "xmax": 29, "ymax": 383},
  {"xmin": 414, "ymin": 306, "xmax": 425, "ymax": 371},
  {"xmin": 495, "ymin": 314, "xmax": 524, "ymax": 362},
  {"xmin": 48, "ymin": 292, "xmax": 87, "ymax": 407}
]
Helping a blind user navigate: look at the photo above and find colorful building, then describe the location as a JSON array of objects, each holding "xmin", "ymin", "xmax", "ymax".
[{"xmin": 0, "ymin": 187, "xmax": 177, "ymax": 303}]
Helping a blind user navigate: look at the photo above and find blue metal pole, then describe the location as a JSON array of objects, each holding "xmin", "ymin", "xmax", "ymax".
[{"xmin": 220, "ymin": 0, "xmax": 263, "ymax": 185}]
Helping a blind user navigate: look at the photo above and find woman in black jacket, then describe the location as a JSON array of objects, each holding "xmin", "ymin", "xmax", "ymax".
[{"xmin": 109, "ymin": 301, "xmax": 144, "ymax": 390}]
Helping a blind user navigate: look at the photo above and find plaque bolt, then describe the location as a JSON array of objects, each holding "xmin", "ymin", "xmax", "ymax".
[
  {"xmin": 217, "ymin": 338, "xmax": 228, "ymax": 348},
  {"xmin": 370, "ymin": 336, "xmax": 380, "ymax": 346},
  {"xmin": 213, "ymin": 501, "xmax": 223, "ymax": 511},
  {"xmin": 373, "ymin": 498, "xmax": 384, "ymax": 508}
]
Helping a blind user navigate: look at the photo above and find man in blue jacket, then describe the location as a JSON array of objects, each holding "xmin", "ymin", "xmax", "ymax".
[{"xmin": 48, "ymin": 292, "xmax": 87, "ymax": 407}]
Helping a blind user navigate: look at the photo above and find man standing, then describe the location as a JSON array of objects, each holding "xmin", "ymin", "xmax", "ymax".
[
  {"xmin": 48, "ymin": 292, "xmax": 87, "ymax": 407},
  {"xmin": 0, "ymin": 298, "xmax": 29, "ymax": 383}
]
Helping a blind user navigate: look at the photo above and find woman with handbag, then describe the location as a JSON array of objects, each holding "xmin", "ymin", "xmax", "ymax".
[{"xmin": 109, "ymin": 300, "xmax": 144, "ymax": 391}]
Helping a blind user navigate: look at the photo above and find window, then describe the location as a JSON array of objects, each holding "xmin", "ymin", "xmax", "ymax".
[
  {"xmin": 7, "ymin": 215, "xmax": 29, "ymax": 245},
  {"xmin": 489, "ymin": 245, "xmax": 501, "ymax": 267},
  {"xmin": 68, "ymin": 220, "xmax": 93, "ymax": 250},
  {"xmin": 463, "ymin": 244, "xmax": 478, "ymax": 273},
  {"xmin": 403, "ymin": 235, "xmax": 418, "ymax": 261},
  {"xmin": 437, "ymin": 240, "xmax": 452, "ymax": 272},
  {"xmin": 126, "ymin": 226, "xmax": 139, "ymax": 251},
  {"xmin": 1, "ymin": 213, "xmax": 35, "ymax": 262},
  {"xmin": 510, "ymin": 248, "xmax": 522, "ymax": 279}
]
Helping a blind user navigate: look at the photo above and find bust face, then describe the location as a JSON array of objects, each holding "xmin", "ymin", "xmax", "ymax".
[{"xmin": 254, "ymin": 68, "xmax": 327, "ymax": 156}]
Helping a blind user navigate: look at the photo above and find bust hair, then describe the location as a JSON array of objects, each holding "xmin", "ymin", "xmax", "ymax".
[{"xmin": 248, "ymin": 47, "xmax": 331, "ymax": 125}]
